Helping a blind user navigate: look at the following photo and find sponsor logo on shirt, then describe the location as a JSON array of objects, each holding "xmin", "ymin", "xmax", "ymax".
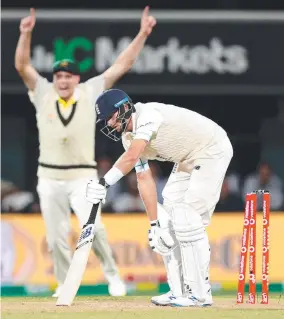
[{"xmin": 156, "ymin": 155, "xmax": 172, "ymax": 161}]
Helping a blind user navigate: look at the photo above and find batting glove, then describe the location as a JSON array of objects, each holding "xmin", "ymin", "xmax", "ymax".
[
  {"xmin": 86, "ymin": 180, "xmax": 107, "ymax": 204},
  {"xmin": 148, "ymin": 220, "xmax": 175, "ymax": 256}
]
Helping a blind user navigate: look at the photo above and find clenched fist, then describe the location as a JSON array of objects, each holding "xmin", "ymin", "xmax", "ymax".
[
  {"xmin": 139, "ymin": 6, "xmax": 157, "ymax": 37},
  {"xmin": 86, "ymin": 179, "xmax": 107, "ymax": 205},
  {"xmin": 148, "ymin": 220, "xmax": 175, "ymax": 256},
  {"xmin": 19, "ymin": 8, "xmax": 36, "ymax": 33}
]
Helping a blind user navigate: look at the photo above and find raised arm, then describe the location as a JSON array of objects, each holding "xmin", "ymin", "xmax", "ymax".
[
  {"xmin": 15, "ymin": 8, "xmax": 39, "ymax": 91},
  {"xmin": 103, "ymin": 6, "xmax": 156, "ymax": 90}
]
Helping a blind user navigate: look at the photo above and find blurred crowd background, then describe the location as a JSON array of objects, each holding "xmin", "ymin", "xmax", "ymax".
[{"xmin": 2, "ymin": 0, "xmax": 284, "ymax": 214}]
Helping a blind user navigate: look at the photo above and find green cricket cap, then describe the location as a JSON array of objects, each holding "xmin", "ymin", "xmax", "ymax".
[{"xmin": 52, "ymin": 59, "xmax": 79, "ymax": 75}]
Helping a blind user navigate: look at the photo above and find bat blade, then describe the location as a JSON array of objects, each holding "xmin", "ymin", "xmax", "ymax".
[
  {"xmin": 56, "ymin": 178, "xmax": 105, "ymax": 306},
  {"xmin": 56, "ymin": 224, "xmax": 95, "ymax": 306}
]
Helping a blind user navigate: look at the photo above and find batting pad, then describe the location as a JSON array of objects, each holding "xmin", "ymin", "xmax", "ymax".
[
  {"xmin": 162, "ymin": 244, "xmax": 183, "ymax": 297},
  {"xmin": 172, "ymin": 203, "xmax": 208, "ymax": 301}
]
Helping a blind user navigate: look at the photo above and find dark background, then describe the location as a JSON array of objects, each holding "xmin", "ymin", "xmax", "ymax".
[{"xmin": 2, "ymin": 0, "xmax": 284, "ymax": 9}]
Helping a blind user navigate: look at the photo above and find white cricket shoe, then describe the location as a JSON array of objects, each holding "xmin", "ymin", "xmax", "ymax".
[
  {"xmin": 52, "ymin": 285, "xmax": 63, "ymax": 298},
  {"xmin": 108, "ymin": 275, "xmax": 127, "ymax": 297},
  {"xmin": 171, "ymin": 289, "xmax": 213, "ymax": 307},
  {"xmin": 151, "ymin": 291, "xmax": 178, "ymax": 306}
]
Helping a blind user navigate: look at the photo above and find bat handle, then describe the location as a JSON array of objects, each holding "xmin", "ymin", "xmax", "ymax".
[
  {"xmin": 85, "ymin": 177, "xmax": 106, "ymax": 226},
  {"xmin": 98, "ymin": 177, "xmax": 106, "ymax": 187}
]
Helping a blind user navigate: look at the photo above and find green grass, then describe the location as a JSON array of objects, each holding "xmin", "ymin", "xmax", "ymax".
[{"xmin": 1, "ymin": 296, "xmax": 283, "ymax": 319}]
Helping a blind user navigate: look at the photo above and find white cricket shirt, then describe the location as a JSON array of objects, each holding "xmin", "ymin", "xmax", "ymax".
[
  {"xmin": 122, "ymin": 102, "xmax": 229, "ymax": 168},
  {"xmin": 29, "ymin": 75, "xmax": 104, "ymax": 180}
]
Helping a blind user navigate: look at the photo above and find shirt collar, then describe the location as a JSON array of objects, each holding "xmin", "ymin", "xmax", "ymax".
[
  {"xmin": 57, "ymin": 88, "xmax": 80, "ymax": 108},
  {"xmin": 132, "ymin": 112, "xmax": 137, "ymax": 133}
]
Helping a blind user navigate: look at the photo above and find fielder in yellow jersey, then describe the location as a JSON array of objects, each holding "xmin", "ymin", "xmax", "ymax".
[
  {"xmin": 15, "ymin": 7, "xmax": 156, "ymax": 297},
  {"xmin": 86, "ymin": 89, "xmax": 233, "ymax": 307}
]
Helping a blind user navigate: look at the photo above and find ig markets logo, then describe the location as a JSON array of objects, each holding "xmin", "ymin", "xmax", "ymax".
[{"xmin": 54, "ymin": 37, "xmax": 94, "ymax": 72}]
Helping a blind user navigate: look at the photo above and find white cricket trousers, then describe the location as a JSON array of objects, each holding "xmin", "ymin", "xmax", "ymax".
[
  {"xmin": 37, "ymin": 174, "xmax": 118, "ymax": 285},
  {"xmin": 162, "ymin": 136, "xmax": 234, "ymax": 225}
]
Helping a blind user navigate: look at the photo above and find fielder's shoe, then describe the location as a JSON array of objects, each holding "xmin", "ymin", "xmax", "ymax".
[
  {"xmin": 151, "ymin": 291, "xmax": 178, "ymax": 306},
  {"xmin": 108, "ymin": 275, "xmax": 127, "ymax": 297},
  {"xmin": 171, "ymin": 289, "xmax": 213, "ymax": 307},
  {"xmin": 52, "ymin": 285, "xmax": 63, "ymax": 298}
]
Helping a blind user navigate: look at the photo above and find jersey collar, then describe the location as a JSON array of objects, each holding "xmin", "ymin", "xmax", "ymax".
[
  {"xmin": 57, "ymin": 88, "xmax": 80, "ymax": 108},
  {"xmin": 131, "ymin": 112, "xmax": 137, "ymax": 133}
]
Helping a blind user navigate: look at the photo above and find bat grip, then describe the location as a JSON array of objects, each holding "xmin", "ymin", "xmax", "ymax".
[{"xmin": 85, "ymin": 177, "xmax": 106, "ymax": 225}]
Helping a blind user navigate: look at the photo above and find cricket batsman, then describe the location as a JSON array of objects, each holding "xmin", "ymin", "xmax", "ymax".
[
  {"xmin": 15, "ymin": 7, "xmax": 156, "ymax": 297},
  {"xmin": 86, "ymin": 89, "xmax": 233, "ymax": 306}
]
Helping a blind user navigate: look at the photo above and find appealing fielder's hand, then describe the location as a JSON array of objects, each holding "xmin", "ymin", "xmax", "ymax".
[
  {"xmin": 148, "ymin": 221, "xmax": 175, "ymax": 256},
  {"xmin": 139, "ymin": 6, "xmax": 156, "ymax": 37},
  {"xmin": 86, "ymin": 180, "xmax": 107, "ymax": 205},
  {"xmin": 20, "ymin": 8, "xmax": 36, "ymax": 33}
]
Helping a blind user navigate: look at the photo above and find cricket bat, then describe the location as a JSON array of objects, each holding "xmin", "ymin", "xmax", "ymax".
[{"xmin": 56, "ymin": 178, "xmax": 105, "ymax": 306}]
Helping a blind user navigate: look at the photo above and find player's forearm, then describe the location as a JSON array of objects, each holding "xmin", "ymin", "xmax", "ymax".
[
  {"xmin": 114, "ymin": 31, "xmax": 147, "ymax": 71},
  {"xmin": 103, "ymin": 153, "xmax": 137, "ymax": 187},
  {"xmin": 113, "ymin": 140, "xmax": 147, "ymax": 175},
  {"xmin": 15, "ymin": 32, "xmax": 33, "ymax": 73},
  {"xmin": 114, "ymin": 151, "xmax": 138, "ymax": 175},
  {"xmin": 104, "ymin": 141, "xmax": 147, "ymax": 186},
  {"xmin": 137, "ymin": 171, "xmax": 158, "ymax": 222}
]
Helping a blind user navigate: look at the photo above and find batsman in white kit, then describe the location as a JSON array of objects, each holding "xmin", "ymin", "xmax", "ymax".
[
  {"xmin": 15, "ymin": 7, "xmax": 156, "ymax": 297},
  {"xmin": 86, "ymin": 89, "xmax": 233, "ymax": 307}
]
